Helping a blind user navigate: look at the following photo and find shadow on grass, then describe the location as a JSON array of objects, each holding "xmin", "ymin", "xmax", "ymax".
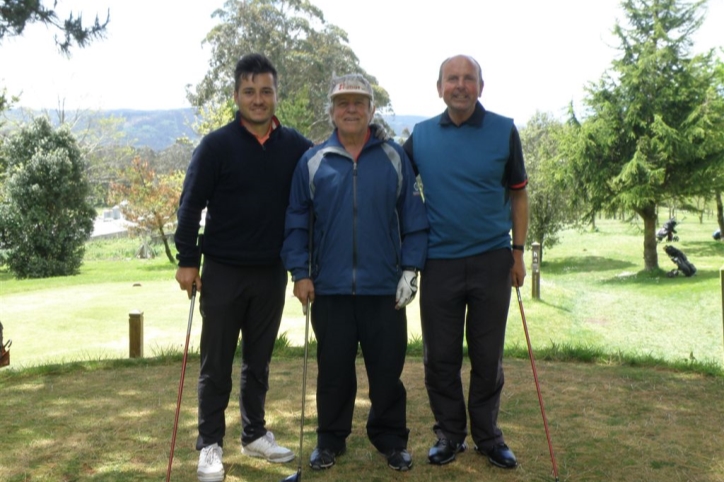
[
  {"xmin": 542, "ymin": 256, "xmax": 637, "ymax": 274},
  {"xmin": 139, "ymin": 262, "xmax": 177, "ymax": 272},
  {"xmin": 528, "ymin": 297, "xmax": 573, "ymax": 313},
  {"xmin": 673, "ymin": 240, "xmax": 724, "ymax": 258},
  {"xmin": 4, "ymin": 337, "xmax": 721, "ymax": 382},
  {"xmin": 598, "ymin": 266, "xmax": 721, "ymax": 285}
]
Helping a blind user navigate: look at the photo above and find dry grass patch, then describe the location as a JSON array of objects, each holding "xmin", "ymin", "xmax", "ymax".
[{"xmin": 1, "ymin": 357, "xmax": 723, "ymax": 481}]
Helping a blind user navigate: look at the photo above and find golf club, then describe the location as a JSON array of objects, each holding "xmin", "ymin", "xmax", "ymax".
[
  {"xmin": 280, "ymin": 296, "xmax": 311, "ymax": 482},
  {"xmin": 515, "ymin": 286, "xmax": 559, "ymax": 482},
  {"xmin": 165, "ymin": 282, "xmax": 197, "ymax": 482},
  {"xmin": 281, "ymin": 213, "xmax": 314, "ymax": 482}
]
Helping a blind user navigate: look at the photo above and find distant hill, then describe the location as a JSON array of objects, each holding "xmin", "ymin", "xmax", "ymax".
[
  {"xmin": 3, "ymin": 108, "xmax": 428, "ymax": 151},
  {"xmin": 105, "ymin": 108, "xmax": 199, "ymax": 150},
  {"xmin": 382, "ymin": 114, "xmax": 427, "ymax": 139},
  {"xmin": 3, "ymin": 108, "xmax": 199, "ymax": 151}
]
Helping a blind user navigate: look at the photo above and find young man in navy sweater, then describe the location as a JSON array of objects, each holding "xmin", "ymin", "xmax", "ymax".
[{"xmin": 174, "ymin": 53, "xmax": 313, "ymax": 482}]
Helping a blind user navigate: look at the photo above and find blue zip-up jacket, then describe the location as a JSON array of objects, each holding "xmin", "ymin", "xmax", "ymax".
[{"xmin": 281, "ymin": 127, "xmax": 429, "ymax": 295}]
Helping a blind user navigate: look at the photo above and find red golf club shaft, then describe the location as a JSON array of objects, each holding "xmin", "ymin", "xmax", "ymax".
[
  {"xmin": 166, "ymin": 283, "xmax": 197, "ymax": 482},
  {"xmin": 515, "ymin": 287, "xmax": 559, "ymax": 481}
]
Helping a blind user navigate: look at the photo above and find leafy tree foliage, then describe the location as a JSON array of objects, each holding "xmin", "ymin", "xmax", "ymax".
[
  {"xmin": 109, "ymin": 158, "xmax": 184, "ymax": 263},
  {"xmin": 520, "ymin": 112, "xmax": 573, "ymax": 261},
  {"xmin": 0, "ymin": 1, "xmax": 109, "ymax": 117},
  {"xmin": 188, "ymin": 0, "xmax": 392, "ymax": 141},
  {"xmin": 0, "ymin": 0, "xmax": 109, "ymax": 54},
  {"xmin": 0, "ymin": 117, "xmax": 94, "ymax": 278},
  {"xmin": 560, "ymin": 0, "xmax": 724, "ymax": 271}
]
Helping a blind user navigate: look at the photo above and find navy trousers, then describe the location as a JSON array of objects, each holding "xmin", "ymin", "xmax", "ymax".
[{"xmin": 312, "ymin": 295, "xmax": 409, "ymax": 454}]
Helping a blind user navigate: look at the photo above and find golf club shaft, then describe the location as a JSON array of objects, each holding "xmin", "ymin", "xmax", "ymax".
[
  {"xmin": 166, "ymin": 283, "xmax": 197, "ymax": 482},
  {"xmin": 296, "ymin": 298, "xmax": 310, "ymax": 470},
  {"xmin": 515, "ymin": 286, "xmax": 559, "ymax": 481}
]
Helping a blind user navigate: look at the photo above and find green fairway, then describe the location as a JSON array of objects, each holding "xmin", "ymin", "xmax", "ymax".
[{"xmin": 0, "ymin": 217, "xmax": 722, "ymax": 369}]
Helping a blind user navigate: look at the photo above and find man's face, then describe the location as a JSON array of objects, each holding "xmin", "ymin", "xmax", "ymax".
[
  {"xmin": 437, "ymin": 56, "xmax": 483, "ymax": 117},
  {"xmin": 234, "ymin": 72, "xmax": 277, "ymax": 125},
  {"xmin": 332, "ymin": 93, "xmax": 374, "ymax": 137}
]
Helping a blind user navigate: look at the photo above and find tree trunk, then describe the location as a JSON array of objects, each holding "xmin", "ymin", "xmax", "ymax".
[
  {"xmin": 637, "ymin": 204, "xmax": 659, "ymax": 271},
  {"xmin": 151, "ymin": 211, "xmax": 176, "ymax": 264},
  {"xmin": 157, "ymin": 225, "xmax": 175, "ymax": 264},
  {"xmin": 716, "ymin": 190, "xmax": 724, "ymax": 239}
]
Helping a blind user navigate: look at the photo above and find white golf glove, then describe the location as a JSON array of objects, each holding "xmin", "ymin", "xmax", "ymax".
[{"xmin": 395, "ymin": 270, "xmax": 418, "ymax": 309}]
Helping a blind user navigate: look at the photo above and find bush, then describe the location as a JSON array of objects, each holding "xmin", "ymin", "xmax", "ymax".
[{"xmin": 0, "ymin": 117, "xmax": 95, "ymax": 278}]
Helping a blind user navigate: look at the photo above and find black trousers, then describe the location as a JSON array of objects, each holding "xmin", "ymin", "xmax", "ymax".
[
  {"xmin": 420, "ymin": 248, "xmax": 513, "ymax": 450},
  {"xmin": 312, "ymin": 295, "xmax": 409, "ymax": 454},
  {"xmin": 196, "ymin": 257, "xmax": 287, "ymax": 449}
]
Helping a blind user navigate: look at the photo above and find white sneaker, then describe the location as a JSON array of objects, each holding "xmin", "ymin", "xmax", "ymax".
[
  {"xmin": 197, "ymin": 443, "xmax": 224, "ymax": 482},
  {"xmin": 242, "ymin": 431, "xmax": 295, "ymax": 463}
]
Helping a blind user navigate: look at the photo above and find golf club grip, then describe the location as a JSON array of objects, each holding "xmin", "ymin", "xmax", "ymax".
[{"xmin": 516, "ymin": 287, "xmax": 559, "ymax": 480}]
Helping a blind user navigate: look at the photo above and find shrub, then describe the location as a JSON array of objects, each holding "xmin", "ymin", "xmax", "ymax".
[{"xmin": 0, "ymin": 117, "xmax": 95, "ymax": 278}]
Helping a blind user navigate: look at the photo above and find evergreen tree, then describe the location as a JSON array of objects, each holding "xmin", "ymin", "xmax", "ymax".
[
  {"xmin": 188, "ymin": 0, "xmax": 392, "ymax": 141},
  {"xmin": 561, "ymin": 0, "xmax": 724, "ymax": 270}
]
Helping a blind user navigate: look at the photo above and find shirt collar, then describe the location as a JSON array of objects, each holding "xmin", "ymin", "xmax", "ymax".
[{"xmin": 439, "ymin": 101, "xmax": 485, "ymax": 127}]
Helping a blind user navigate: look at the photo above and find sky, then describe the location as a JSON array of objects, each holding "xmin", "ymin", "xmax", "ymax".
[{"xmin": 1, "ymin": 0, "xmax": 723, "ymax": 125}]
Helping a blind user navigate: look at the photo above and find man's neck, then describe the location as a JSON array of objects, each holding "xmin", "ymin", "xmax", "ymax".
[
  {"xmin": 337, "ymin": 129, "xmax": 369, "ymax": 158},
  {"xmin": 241, "ymin": 118, "xmax": 272, "ymax": 138}
]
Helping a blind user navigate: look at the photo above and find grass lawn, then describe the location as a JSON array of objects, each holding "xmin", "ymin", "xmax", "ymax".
[
  {"xmin": 1, "ymin": 356, "xmax": 723, "ymax": 481},
  {"xmin": 0, "ymin": 216, "xmax": 723, "ymax": 481}
]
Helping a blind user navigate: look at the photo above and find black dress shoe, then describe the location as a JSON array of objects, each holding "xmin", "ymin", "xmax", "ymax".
[
  {"xmin": 385, "ymin": 449, "xmax": 412, "ymax": 471},
  {"xmin": 309, "ymin": 446, "xmax": 345, "ymax": 470},
  {"xmin": 476, "ymin": 443, "xmax": 518, "ymax": 468},
  {"xmin": 427, "ymin": 438, "xmax": 467, "ymax": 465}
]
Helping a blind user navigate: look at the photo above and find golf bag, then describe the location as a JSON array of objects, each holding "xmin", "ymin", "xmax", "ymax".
[
  {"xmin": 656, "ymin": 218, "xmax": 679, "ymax": 242},
  {"xmin": 0, "ymin": 321, "xmax": 10, "ymax": 367},
  {"xmin": 664, "ymin": 245, "xmax": 696, "ymax": 278}
]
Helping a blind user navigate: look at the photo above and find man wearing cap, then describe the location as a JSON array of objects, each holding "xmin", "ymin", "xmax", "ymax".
[
  {"xmin": 403, "ymin": 54, "xmax": 529, "ymax": 470},
  {"xmin": 282, "ymin": 73, "xmax": 429, "ymax": 472}
]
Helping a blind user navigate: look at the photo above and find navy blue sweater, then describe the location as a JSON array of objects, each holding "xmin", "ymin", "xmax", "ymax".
[{"xmin": 175, "ymin": 112, "xmax": 313, "ymax": 267}]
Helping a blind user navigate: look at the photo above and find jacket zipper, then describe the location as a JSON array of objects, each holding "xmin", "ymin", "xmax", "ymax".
[{"xmin": 352, "ymin": 161, "xmax": 358, "ymax": 295}]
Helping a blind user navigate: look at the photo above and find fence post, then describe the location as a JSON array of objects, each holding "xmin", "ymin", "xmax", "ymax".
[
  {"xmin": 532, "ymin": 242, "xmax": 541, "ymax": 300},
  {"xmin": 129, "ymin": 310, "xmax": 144, "ymax": 358}
]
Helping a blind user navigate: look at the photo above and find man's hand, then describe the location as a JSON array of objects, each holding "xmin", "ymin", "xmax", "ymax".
[
  {"xmin": 176, "ymin": 267, "xmax": 201, "ymax": 299},
  {"xmin": 370, "ymin": 123, "xmax": 391, "ymax": 142},
  {"xmin": 511, "ymin": 250, "xmax": 526, "ymax": 288},
  {"xmin": 293, "ymin": 279, "xmax": 315, "ymax": 315},
  {"xmin": 395, "ymin": 270, "xmax": 418, "ymax": 309}
]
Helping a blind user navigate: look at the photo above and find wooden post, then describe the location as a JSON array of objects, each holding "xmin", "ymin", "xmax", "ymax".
[
  {"xmin": 532, "ymin": 242, "xmax": 541, "ymax": 300},
  {"xmin": 129, "ymin": 310, "xmax": 144, "ymax": 358}
]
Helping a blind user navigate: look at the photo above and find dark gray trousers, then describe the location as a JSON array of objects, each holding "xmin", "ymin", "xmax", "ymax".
[
  {"xmin": 196, "ymin": 257, "xmax": 287, "ymax": 449},
  {"xmin": 420, "ymin": 248, "xmax": 513, "ymax": 450}
]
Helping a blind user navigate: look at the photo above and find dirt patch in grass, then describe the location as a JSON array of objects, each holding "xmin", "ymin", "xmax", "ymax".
[{"xmin": 1, "ymin": 357, "xmax": 723, "ymax": 481}]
